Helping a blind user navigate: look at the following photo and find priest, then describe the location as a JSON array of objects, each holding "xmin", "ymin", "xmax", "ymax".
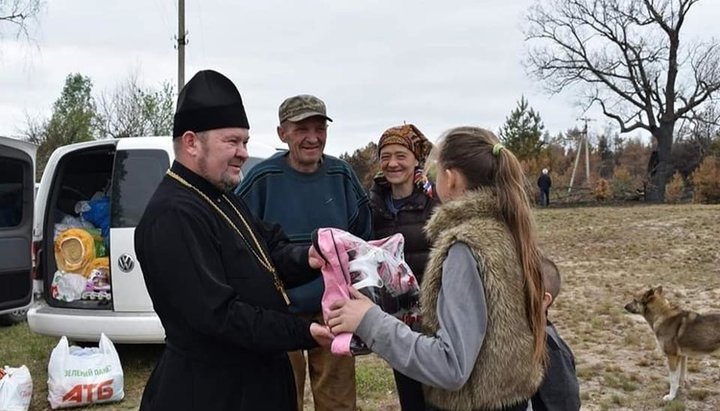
[{"xmin": 134, "ymin": 69, "xmax": 333, "ymax": 411}]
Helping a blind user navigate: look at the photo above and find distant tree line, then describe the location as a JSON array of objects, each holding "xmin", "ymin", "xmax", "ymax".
[{"xmin": 341, "ymin": 96, "xmax": 720, "ymax": 204}]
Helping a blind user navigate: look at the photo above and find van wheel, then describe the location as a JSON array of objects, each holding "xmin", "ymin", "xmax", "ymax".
[{"xmin": 0, "ymin": 309, "xmax": 28, "ymax": 326}]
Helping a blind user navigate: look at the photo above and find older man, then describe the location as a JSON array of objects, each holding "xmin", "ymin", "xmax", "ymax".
[
  {"xmin": 134, "ymin": 71, "xmax": 332, "ymax": 411},
  {"xmin": 236, "ymin": 94, "xmax": 371, "ymax": 411}
]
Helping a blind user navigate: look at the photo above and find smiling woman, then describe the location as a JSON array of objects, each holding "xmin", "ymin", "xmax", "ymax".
[{"xmin": 367, "ymin": 123, "xmax": 439, "ymax": 410}]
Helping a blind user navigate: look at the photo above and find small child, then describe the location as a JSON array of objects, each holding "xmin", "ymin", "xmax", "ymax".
[{"xmin": 531, "ymin": 256, "xmax": 581, "ymax": 411}]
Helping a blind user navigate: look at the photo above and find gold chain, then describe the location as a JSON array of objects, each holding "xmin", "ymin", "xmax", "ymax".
[{"xmin": 166, "ymin": 170, "xmax": 290, "ymax": 305}]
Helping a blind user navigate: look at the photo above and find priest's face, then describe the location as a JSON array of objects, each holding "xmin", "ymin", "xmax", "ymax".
[
  {"xmin": 196, "ymin": 128, "xmax": 250, "ymax": 191},
  {"xmin": 277, "ymin": 116, "xmax": 327, "ymax": 173}
]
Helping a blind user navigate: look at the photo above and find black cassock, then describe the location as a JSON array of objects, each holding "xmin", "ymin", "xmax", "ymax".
[{"xmin": 135, "ymin": 161, "xmax": 319, "ymax": 411}]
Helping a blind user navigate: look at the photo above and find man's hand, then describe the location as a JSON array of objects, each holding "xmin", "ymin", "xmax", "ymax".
[
  {"xmin": 326, "ymin": 287, "xmax": 375, "ymax": 334},
  {"xmin": 310, "ymin": 323, "xmax": 334, "ymax": 347},
  {"xmin": 308, "ymin": 245, "xmax": 324, "ymax": 269}
]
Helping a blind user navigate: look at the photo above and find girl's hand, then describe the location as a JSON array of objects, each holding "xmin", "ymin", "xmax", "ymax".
[{"xmin": 327, "ymin": 287, "xmax": 375, "ymax": 334}]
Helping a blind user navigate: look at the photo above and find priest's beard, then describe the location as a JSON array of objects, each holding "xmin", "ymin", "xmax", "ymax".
[{"xmin": 197, "ymin": 154, "xmax": 238, "ymax": 192}]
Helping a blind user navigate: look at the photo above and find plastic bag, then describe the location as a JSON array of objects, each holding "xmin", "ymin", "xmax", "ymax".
[
  {"xmin": 53, "ymin": 215, "xmax": 96, "ymax": 240},
  {"xmin": 50, "ymin": 272, "xmax": 88, "ymax": 302},
  {"xmin": 47, "ymin": 334, "xmax": 124, "ymax": 409},
  {"xmin": 313, "ymin": 228, "xmax": 419, "ymax": 356},
  {"xmin": 80, "ymin": 197, "xmax": 110, "ymax": 240},
  {"xmin": 0, "ymin": 365, "xmax": 33, "ymax": 411}
]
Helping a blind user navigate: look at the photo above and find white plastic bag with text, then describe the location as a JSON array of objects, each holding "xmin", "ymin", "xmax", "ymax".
[
  {"xmin": 0, "ymin": 365, "xmax": 33, "ymax": 411},
  {"xmin": 47, "ymin": 333, "xmax": 124, "ymax": 409}
]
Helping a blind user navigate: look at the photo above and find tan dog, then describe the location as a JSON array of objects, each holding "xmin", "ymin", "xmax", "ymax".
[{"xmin": 624, "ymin": 286, "xmax": 720, "ymax": 401}]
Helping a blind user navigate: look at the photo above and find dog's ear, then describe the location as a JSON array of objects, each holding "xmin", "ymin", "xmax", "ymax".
[
  {"xmin": 654, "ymin": 286, "xmax": 663, "ymax": 296},
  {"xmin": 642, "ymin": 288, "xmax": 656, "ymax": 303}
]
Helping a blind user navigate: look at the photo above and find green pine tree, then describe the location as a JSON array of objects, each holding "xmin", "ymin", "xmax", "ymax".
[{"xmin": 498, "ymin": 96, "xmax": 545, "ymax": 160}]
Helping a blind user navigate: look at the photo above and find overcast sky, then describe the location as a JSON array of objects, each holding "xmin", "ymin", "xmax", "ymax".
[{"xmin": 1, "ymin": 0, "xmax": 717, "ymax": 155}]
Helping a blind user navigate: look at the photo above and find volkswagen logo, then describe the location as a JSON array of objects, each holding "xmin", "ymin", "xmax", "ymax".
[{"xmin": 118, "ymin": 254, "xmax": 135, "ymax": 273}]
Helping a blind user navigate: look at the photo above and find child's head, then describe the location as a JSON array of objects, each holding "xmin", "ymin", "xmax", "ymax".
[
  {"xmin": 433, "ymin": 126, "xmax": 547, "ymax": 365},
  {"xmin": 432, "ymin": 127, "xmax": 531, "ymax": 204},
  {"xmin": 541, "ymin": 256, "xmax": 561, "ymax": 311},
  {"xmin": 432, "ymin": 127, "xmax": 498, "ymax": 202}
]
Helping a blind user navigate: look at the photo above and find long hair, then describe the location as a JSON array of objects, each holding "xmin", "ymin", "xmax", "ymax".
[{"xmin": 436, "ymin": 126, "xmax": 546, "ymax": 365}]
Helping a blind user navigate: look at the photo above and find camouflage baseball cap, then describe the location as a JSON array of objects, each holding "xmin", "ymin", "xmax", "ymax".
[{"xmin": 278, "ymin": 94, "xmax": 333, "ymax": 123}]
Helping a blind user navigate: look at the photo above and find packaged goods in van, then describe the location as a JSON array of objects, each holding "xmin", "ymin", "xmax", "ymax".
[
  {"xmin": 79, "ymin": 197, "xmax": 110, "ymax": 240},
  {"xmin": 82, "ymin": 258, "xmax": 111, "ymax": 301},
  {"xmin": 50, "ymin": 272, "xmax": 87, "ymax": 302},
  {"xmin": 50, "ymin": 261, "xmax": 112, "ymax": 302},
  {"xmin": 54, "ymin": 228, "xmax": 96, "ymax": 274}
]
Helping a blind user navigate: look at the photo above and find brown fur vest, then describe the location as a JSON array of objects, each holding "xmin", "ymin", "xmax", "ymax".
[{"xmin": 420, "ymin": 189, "xmax": 544, "ymax": 410}]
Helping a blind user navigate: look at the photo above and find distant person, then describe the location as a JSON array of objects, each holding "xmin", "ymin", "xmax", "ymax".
[
  {"xmin": 368, "ymin": 123, "xmax": 439, "ymax": 410},
  {"xmin": 531, "ymin": 256, "xmax": 581, "ymax": 411},
  {"xmin": 134, "ymin": 70, "xmax": 333, "ymax": 411},
  {"xmin": 538, "ymin": 168, "xmax": 552, "ymax": 206},
  {"xmin": 236, "ymin": 94, "xmax": 372, "ymax": 411},
  {"xmin": 327, "ymin": 127, "xmax": 547, "ymax": 411}
]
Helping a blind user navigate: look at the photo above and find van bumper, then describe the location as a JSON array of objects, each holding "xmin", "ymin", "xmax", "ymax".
[{"xmin": 27, "ymin": 302, "xmax": 165, "ymax": 343}]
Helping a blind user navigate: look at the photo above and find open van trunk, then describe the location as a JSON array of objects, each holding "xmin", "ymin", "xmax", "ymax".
[
  {"xmin": 42, "ymin": 144, "xmax": 116, "ymax": 310},
  {"xmin": 41, "ymin": 141, "xmax": 171, "ymax": 313}
]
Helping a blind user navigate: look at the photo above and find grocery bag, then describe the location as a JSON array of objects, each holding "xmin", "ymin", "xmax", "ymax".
[
  {"xmin": 0, "ymin": 365, "xmax": 33, "ymax": 411},
  {"xmin": 47, "ymin": 334, "xmax": 124, "ymax": 409}
]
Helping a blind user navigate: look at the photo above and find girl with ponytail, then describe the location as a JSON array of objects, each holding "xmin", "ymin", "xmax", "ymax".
[{"xmin": 327, "ymin": 126, "xmax": 546, "ymax": 411}]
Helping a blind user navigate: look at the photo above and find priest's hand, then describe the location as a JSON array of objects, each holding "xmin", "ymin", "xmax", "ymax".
[
  {"xmin": 310, "ymin": 323, "xmax": 333, "ymax": 347},
  {"xmin": 308, "ymin": 246, "xmax": 324, "ymax": 269},
  {"xmin": 326, "ymin": 287, "xmax": 375, "ymax": 334}
]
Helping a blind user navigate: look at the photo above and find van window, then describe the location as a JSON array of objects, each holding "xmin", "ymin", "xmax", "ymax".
[
  {"xmin": 241, "ymin": 156, "xmax": 265, "ymax": 174},
  {"xmin": 0, "ymin": 159, "xmax": 24, "ymax": 228},
  {"xmin": 111, "ymin": 150, "xmax": 170, "ymax": 228}
]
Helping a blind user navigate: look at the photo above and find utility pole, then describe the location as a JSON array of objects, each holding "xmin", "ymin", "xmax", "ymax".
[
  {"xmin": 582, "ymin": 118, "xmax": 592, "ymax": 186},
  {"xmin": 567, "ymin": 117, "xmax": 594, "ymax": 194},
  {"xmin": 176, "ymin": 0, "xmax": 188, "ymax": 93}
]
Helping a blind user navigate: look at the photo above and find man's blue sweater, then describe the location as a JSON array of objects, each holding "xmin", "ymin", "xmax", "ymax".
[{"xmin": 235, "ymin": 152, "xmax": 372, "ymax": 312}]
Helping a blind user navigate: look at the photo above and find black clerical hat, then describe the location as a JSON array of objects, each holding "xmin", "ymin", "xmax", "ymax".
[{"xmin": 173, "ymin": 70, "xmax": 250, "ymax": 138}]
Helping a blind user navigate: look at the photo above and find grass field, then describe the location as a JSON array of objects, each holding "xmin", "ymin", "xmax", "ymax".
[{"xmin": 1, "ymin": 203, "xmax": 719, "ymax": 410}]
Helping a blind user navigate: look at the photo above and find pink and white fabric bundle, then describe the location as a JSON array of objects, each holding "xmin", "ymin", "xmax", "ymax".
[{"xmin": 312, "ymin": 228, "xmax": 419, "ymax": 356}]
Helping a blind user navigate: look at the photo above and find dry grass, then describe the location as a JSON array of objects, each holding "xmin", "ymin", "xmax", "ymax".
[{"xmin": 1, "ymin": 203, "xmax": 719, "ymax": 410}]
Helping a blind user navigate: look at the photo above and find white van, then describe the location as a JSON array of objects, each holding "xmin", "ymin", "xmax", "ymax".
[
  {"xmin": 0, "ymin": 137, "xmax": 37, "ymax": 325},
  {"xmin": 25, "ymin": 136, "xmax": 278, "ymax": 343}
]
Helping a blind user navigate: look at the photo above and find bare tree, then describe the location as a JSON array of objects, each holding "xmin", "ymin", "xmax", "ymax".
[
  {"xmin": 0, "ymin": 0, "xmax": 42, "ymax": 40},
  {"xmin": 525, "ymin": 0, "xmax": 720, "ymax": 201},
  {"xmin": 96, "ymin": 73, "xmax": 175, "ymax": 138},
  {"xmin": 677, "ymin": 98, "xmax": 720, "ymax": 152}
]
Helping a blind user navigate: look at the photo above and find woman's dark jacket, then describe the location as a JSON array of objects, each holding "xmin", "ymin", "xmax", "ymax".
[{"xmin": 368, "ymin": 182, "xmax": 439, "ymax": 283}]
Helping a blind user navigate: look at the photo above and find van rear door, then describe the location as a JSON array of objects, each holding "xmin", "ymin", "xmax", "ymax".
[
  {"xmin": 0, "ymin": 137, "xmax": 37, "ymax": 318},
  {"xmin": 109, "ymin": 141, "xmax": 171, "ymax": 312}
]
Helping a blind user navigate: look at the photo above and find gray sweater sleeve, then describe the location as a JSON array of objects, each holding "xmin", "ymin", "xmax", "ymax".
[{"xmin": 355, "ymin": 242, "xmax": 488, "ymax": 390}]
